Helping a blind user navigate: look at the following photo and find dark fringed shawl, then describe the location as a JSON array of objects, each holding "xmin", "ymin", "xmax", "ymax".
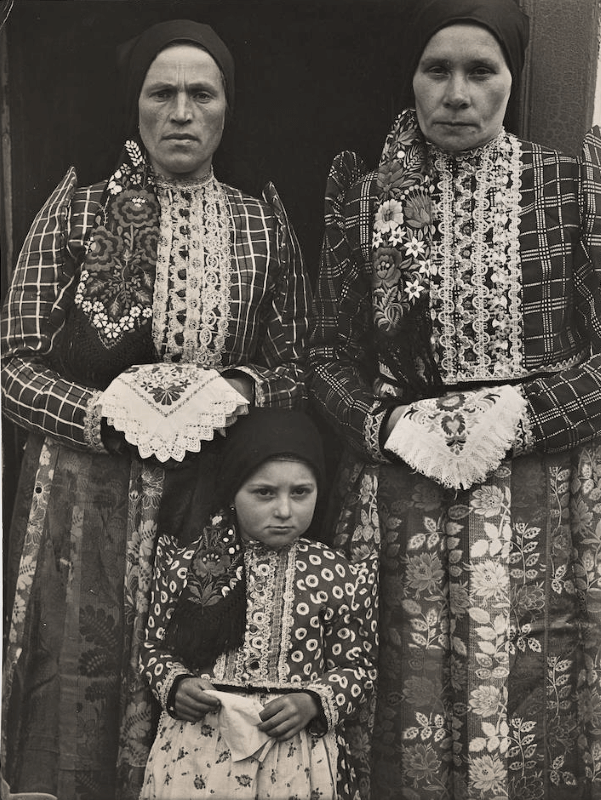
[{"xmin": 163, "ymin": 511, "xmax": 247, "ymax": 670}]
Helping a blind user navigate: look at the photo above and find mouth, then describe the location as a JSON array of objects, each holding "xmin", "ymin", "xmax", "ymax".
[
  {"xmin": 164, "ymin": 134, "xmax": 198, "ymax": 142},
  {"xmin": 436, "ymin": 121, "xmax": 474, "ymax": 128}
]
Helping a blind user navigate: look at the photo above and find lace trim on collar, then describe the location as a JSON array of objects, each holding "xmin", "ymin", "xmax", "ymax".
[
  {"xmin": 429, "ymin": 130, "xmax": 524, "ymax": 383},
  {"xmin": 153, "ymin": 176, "xmax": 231, "ymax": 366}
]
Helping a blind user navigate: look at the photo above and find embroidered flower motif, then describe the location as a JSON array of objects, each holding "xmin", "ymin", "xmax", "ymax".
[
  {"xmin": 470, "ymin": 560, "xmax": 508, "ymax": 599},
  {"xmin": 193, "ymin": 546, "xmax": 231, "ymax": 578},
  {"xmin": 404, "ymin": 189, "xmax": 433, "ymax": 229},
  {"xmin": 469, "ymin": 685, "xmax": 502, "ymax": 717},
  {"xmin": 405, "ymin": 552, "xmax": 444, "ymax": 594},
  {"xmin": 471, "ymin": 486, "xmax": 506, "ymax": 517},
  {"xmin": 377, "ymin": 160, "xmax": 405, "ymax": 193},
  {"xmin": 403, "ymin": 675, "xmax": 441, "ymax": 707},
  {"xmin": 374, "ymin": 248, "xmax": 403, "ymax": 284},
  {"xmin": 137, "ymin": 226, "xmax": 161, "ymax": 261},
  {"xmin": 405, "ymin": 277, "xmax": 426, "ymax": 301},
  {"xmin": 112, "ymin": 189, "xmax": 158, "ymax": 229},
  {"xmin": 86, "ymin": 228, "xmax": 123, "ymax": 269},
  {"xmin": 404, "ymin": 236, "xmax": 426, "ymax": 258},
  {"xmin": 184, "ymin": 515, "xmax": 243, "ymax": 609},
  {"xmin": 403, "ymin": 743, "xmax": 439, "ymax": 781},
  {"xmin": 372, "ymin": 110, "xmax": 435, "ymax": 337},
  {"xmin": 470, "ymin": 754, "xmax": 505, "ymax": 792},
  {"xmin": 75, "ymin": 142, "xmax": 159, "ymax": 346},
  {"xmin": 139, "ymin": 375, "xmax": 192, "ymax": 406},
  {"xmin": 375, "ymin": 199, "xmax": 405, "ymax": 233}
]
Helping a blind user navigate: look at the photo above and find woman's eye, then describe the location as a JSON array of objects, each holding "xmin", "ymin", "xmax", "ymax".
[
  {"xmin": 427, "ymin": 66, "xmax": 448, "ymax": 77},
  {"xmin": 472, "ymin": 67, "xmax": 492, "ymax": 78}
]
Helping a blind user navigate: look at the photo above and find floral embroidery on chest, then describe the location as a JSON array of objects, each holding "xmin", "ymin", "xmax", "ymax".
[
  {"xmin": 152, "ymin": 175, "xmax": 232, "ymax": 367},
  {"xmin": 428, "ymin": 132, "xmax": 525, "ymax": 382},
  {"xmin": 74, "ymin": 141, "xmax": 158, "ymax": 346}
]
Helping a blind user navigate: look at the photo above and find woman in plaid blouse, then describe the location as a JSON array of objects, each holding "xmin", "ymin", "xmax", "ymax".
[
  {"xmin": 308, "ymin": 1, "xmax": 601, "ymax": 798},
  {"xmin": 1, "ymin": 20, "xmax": 313, "ymax": 800}
]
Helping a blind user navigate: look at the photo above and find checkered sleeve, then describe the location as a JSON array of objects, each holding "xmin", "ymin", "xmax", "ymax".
[
  {"xmin": 1, "ymin": 169, "xmax": 105, "ymax": 451},
  {"xmin": 521, "ymin": 129, "xmax": 601, "ymax": 452},
  {"xmin": 308, "ymin": 151, "xmax": 392, "ymax": 461},
  {"xmin": 233, "ymin": 184, "xmax": 314, "ymax": 410}
]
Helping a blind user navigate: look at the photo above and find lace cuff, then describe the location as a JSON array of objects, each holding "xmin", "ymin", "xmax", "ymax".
[
  {"xmin": 83, "ymin": 391, "xmax": 108, "ymax": 453},
  {"xmin": 385, "ymin": 385, "xmax": 528, "ymax": 490},
  {"xmin": 364, "ymin": 401, "xmax": 393, "ymax": 463},
  {"xmin": 306, "ymin": 681, "xmax": 338, "ymax": 731},
  {"xmin": 158, "ymin": 663, "xmax": 193, "ymax": 711},
  {"xmin": 98, "ymin": 364, "xmax": 249, "ymax": 462},
  {"xmin": 512, "ymin": 393, "xmax": 536, "ymax": 457}
]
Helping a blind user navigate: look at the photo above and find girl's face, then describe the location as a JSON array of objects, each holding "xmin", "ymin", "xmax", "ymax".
[{"xmin": 233, "ymin": 459, "xmax": 318, "ymax": 550}]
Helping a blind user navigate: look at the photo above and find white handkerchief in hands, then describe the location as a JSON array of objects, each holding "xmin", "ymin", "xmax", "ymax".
[{"xmin": 205, "ymin": 690, "xmax": 274, "ymax": 762}]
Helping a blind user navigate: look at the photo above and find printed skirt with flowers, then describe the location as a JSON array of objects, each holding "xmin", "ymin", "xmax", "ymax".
[
  {"xmin": 140, "ymin": 700, "xmax": 338, "ymax": 800},
  {"xmin": 332, "ymin": 441, "xmax": 601, "ymax": 800},
  {"xmin": 1, "ymin": 433, "xmax": 196, "ymax": 800}
]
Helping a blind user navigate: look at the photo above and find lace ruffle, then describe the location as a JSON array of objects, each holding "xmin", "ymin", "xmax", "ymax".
[
  {"xmin": 385, "ymin": 385, "xmax": 528, "ymax": 490},
  {"xmin": 83, "ymin": 390, "xmax": 106, "ymax": 452},
  {"xmin": 153, "ymin": 176, "xmax": 231, "ymax": 367},
  {"xmin": 429, "ymin": 132, "xmax": 524, "ymax": 383},
  {"xmin": 98, "ymin": 364, "xmax": 248, "ymax": 462}
]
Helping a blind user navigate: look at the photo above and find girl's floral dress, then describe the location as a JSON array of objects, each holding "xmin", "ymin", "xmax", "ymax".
[{"xmin": 139, "ymin": 529, "xmax": 378, "ymax": 800}]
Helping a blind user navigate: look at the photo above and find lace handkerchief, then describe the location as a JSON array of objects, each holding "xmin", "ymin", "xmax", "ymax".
[
  {"xmin": 384, "ymin": 385, "xmax": 527, "ymax": 490},
  {"xmin": 99, "ymin": 364, "xmax": 249, "ymax": 462}
]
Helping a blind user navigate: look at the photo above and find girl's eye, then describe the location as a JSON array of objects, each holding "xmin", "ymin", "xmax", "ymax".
[
  {"xmin": 254, "ymin": 487, "xmax": 274, "ymax": 497},
  {"xmin": 292, "ymin": 487, "xmax": 314, "ymax": 497}
]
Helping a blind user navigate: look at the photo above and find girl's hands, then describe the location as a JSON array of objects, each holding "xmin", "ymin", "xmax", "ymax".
[
  {"xmin": 174, "ymin": 677, "xmax": 221, "ymax": 722},
  {"xmin": 258, "ymin": 692, "xmax": 319, "ymax": 741}
]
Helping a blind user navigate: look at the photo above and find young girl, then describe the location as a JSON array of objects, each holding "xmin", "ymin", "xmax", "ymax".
[{"xmin": 139, "ymin": 408, "xmax": 377, "ymax": 800}]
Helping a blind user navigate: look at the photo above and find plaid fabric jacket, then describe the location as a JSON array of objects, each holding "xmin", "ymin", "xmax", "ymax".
[
  {"xmin": 308, "ymin": 128, "xmax": 601, "ymax": 461},
  {"xmin": 2, "ymin": 169, "xmax": 314, "ymax": 451}
]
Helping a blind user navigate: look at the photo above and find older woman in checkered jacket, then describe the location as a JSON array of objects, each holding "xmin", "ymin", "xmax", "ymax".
[
  {"xmin": 1, "ymin": 20, "xmax": 312, "ymax": 800},
  {"xmin": 308, "ymin": 1, "xmax": 601, "ymax": 797}
]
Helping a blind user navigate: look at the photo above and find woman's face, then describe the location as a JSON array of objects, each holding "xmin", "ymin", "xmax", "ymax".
[
  {"xmin": 138, "ymin": 44, "xmax": 227, "ymax": 180},
  {"xmin": 413, "ymin": 23, "xmax": 512, "ymax": 152},
  {"xmin": 234, "ymin": 459, "xmax": 318, "ymax": 550}
]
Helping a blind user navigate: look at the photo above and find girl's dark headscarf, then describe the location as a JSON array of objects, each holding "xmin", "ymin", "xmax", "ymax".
[
  {"xmin": 217, "ymin": 407, "xmax": 326, "ymax": 506},
  {"xmin": 406, "ymin": 0, "xmax": 529, "ymax": 131},
  {"xmin": 163, "ymin": 408, "xmax": 325, "ymax": 671},
  {"xmin": 117, "ymin": 19, "xmax": 235, "ymax": 138}
]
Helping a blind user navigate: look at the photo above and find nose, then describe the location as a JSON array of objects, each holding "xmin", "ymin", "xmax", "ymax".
[
  {"xmin": 274, "ymin": 493, "xmax": 292, "ymax": 519},
  {"xmin": 170, "ymin": 91, "xmax": 193, "ymax": 123},
  {"xmin": 444, "ymin": 74, "xmax": 470, "ymax": 108}
]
